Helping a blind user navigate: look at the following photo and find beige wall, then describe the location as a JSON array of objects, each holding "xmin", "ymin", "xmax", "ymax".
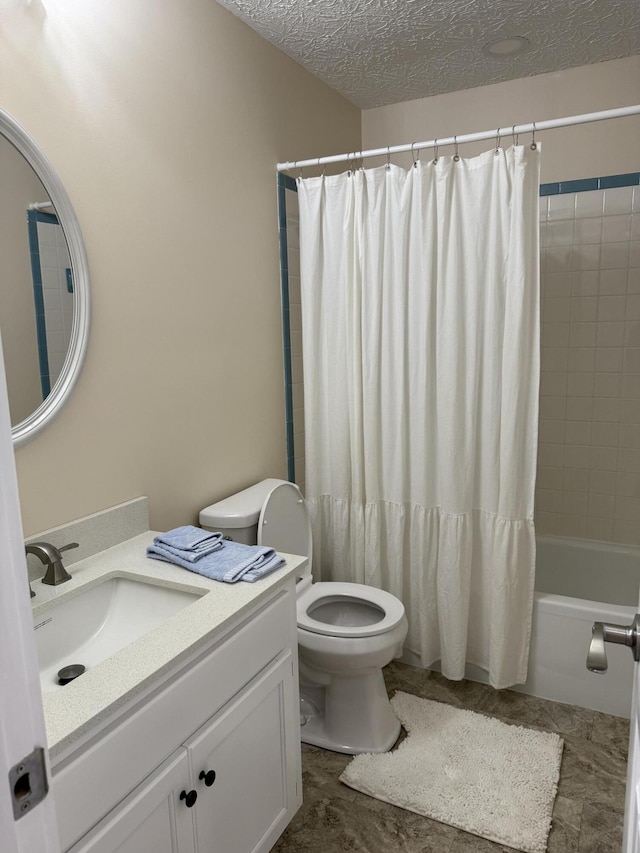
[
  {"xmin": 362, "ymin": 57, "xmax": 640, "ymax": 184},
  {"xmin": 0, "ymin": 135, "xmax": 46, "ymax": 424},
  {"xmin": 0, "ymin": 0, "xmax": 360, "ymax": 536}
]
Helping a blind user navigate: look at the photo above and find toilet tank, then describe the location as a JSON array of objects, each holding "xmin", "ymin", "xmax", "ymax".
[{"xmin": 199, "ymin": 478, "xmax": 287, "ymax": 544}]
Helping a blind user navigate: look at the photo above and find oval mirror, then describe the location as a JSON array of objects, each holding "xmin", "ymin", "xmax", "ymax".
[{"xmin": 0, "ymin": 109, "xmax": 90, "ymax": 447}]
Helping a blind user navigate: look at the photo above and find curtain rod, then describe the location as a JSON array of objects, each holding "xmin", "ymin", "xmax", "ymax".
[{"xmin": 277, "ymin": 104, "xmax": 640, "ymax": 173}]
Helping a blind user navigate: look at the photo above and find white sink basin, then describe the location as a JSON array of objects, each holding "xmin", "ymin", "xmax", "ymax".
[{"xmin": 33, "ymin": 575, "xmax": 205, "ymax": 693}]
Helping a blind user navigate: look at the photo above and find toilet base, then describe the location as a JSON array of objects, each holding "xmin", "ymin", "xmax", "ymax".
[
  {"xmin": 299, "ymin": 669, "xmax": 401, "ymax": 754},
  {"xmin": 300, "ymin": 711, "xmax": 401, "ymax": 755}
]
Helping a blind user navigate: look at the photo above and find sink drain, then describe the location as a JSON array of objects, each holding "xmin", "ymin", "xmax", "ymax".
[{"xmin": 57, "ymin": 664, "xmax": 86, "ymax": 686}]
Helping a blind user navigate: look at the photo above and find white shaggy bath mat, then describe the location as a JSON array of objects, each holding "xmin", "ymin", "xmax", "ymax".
[{"xmin": 339, "ymin": 692, "xmax": 564, "ymax": 853}]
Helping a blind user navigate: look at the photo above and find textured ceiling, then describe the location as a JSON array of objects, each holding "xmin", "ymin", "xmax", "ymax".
[{"xmin": 215, "ymin": 0, "xmax": 640, "ymax": 109}]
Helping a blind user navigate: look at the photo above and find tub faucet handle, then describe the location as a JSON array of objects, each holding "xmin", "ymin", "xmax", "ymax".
[{"xmin": 586, "ymin": 615, "xmax": 640, "ymax": 673}]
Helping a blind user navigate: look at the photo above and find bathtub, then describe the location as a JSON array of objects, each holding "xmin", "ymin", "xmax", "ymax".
[{"xmin": 515, "ymin": 534, "xmax": 640, "ymax": 718}]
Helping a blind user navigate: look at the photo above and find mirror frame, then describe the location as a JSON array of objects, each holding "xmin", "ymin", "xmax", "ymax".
[{"xmin": 0, "ymin": 109, "xmax": 91, "ymax": 447}]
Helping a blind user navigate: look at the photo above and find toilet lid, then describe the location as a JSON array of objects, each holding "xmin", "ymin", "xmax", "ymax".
[
  {"xmin": 257, "ymin": 481, "xmax": 313, "ymax": 565},
  {"xmin": 297, "ymin": 581, "xmax": 406, "ymax": 638}
]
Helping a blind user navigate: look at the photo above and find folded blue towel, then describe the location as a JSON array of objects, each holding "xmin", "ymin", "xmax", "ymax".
[
  {"xmin": 241, "ymin": 551, "xmax": 286, "ymax": 583},
  {"xmin": 152, "ymin": 526, "xmax": 224, "ymax": 564},
  {"xmin": 147, "ymin": 537, "xmax": 285, "ymax": 584}
]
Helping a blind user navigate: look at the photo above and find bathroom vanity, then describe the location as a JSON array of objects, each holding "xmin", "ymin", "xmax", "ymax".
[{"xmin": 33, "ymin": 532, "xmax": 304, "ymax": 852}]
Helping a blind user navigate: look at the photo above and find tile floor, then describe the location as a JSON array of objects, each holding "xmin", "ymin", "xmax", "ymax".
[{"xmin": 272, "ymin": 660, "xmax": 630, "ymax": 852}]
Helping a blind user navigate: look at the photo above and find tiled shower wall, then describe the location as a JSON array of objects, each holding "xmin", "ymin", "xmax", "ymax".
[{"xmin": 536, "ymin": 180, "xmax": 640, "ymax": 545}]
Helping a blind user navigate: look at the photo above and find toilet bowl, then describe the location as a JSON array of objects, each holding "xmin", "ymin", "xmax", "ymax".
[{"xmin": 200, "ymin": 479, "xmax": 408, "ymax": 754}]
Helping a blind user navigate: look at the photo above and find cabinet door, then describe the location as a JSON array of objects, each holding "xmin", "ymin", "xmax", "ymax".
[
  {"xmin": 68, "ymin": 749, "xmax": 196, "ymax": 853},
  {"xmin": 187, "ymin": 652, "xmax": 300, "ymax": 853}
]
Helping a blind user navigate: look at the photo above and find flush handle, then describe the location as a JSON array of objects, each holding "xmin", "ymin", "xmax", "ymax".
[{"xmin": 587, "ymin": 614, "xmax": 640, "ymax": 673}]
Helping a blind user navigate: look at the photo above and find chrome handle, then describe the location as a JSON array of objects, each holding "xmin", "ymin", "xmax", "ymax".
[
  {"xmin": 587, "ymin": 623, "xmax": 607, "ymax": 673},
  {"xmin": 587, "ymin": 614, "xmax": 640, "ymax": 673}
]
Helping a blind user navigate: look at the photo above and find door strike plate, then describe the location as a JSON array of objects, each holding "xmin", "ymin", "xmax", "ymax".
[{"xmin": 9, "ymin": 746, "xmax": 49, "ymax": 820}]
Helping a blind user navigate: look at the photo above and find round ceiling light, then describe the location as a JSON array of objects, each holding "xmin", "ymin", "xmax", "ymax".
[{"xmin": 483, "ymin": 36, "xmax": 531, "ymax": 58}]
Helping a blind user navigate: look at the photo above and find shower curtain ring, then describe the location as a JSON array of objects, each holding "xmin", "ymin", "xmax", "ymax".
[
  {"xmin": 411, "ymin": 142, "xmax": 420, "ymax": 168},
  {"xmin": 495, "ymin": 128, "xmax": 501, "ymax": 156},
  {"xmin": 531, "ymin": 121, "xmax": 537, "ymax": 150},
  {"xmin": 453, "ymin": 136, "xmax": 460, "ymax": 162},
  {"xmin": 386, "ymin": 146, "xmax": 391, "ymax": 170},
  {"xmin": 433, "ymin": 138, "xmax": 438, "ymax": 164},
  {"xmin": 512, "ymin": 124, "xmax": 519, "ymax": 146},
  {"xmin": 295, "ymin": 161, "xmax": 302, "ymax": 181}
]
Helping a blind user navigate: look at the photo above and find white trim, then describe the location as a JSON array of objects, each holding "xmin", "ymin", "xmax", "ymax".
[
  {"xmin": 277, "ymin": 104, "xmax": 640, "ymax": 171},
  {"xmin": 0, "ymin": 108, "xmax": 91, "ymax": 447}
]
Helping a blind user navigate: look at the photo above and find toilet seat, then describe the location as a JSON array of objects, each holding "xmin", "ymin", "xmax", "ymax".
[
  {"xmin": 297, "ymin": 581, "xmax": 406, "ymax": 638},
  {"xmin": 257, "ymin": 482, "xmax": 405, "ymax": 640}
]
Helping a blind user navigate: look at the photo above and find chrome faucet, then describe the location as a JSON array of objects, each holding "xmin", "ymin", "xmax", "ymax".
[{"xmin": 25, "ymin": 541, "xmax": 79, "ymax": 586}]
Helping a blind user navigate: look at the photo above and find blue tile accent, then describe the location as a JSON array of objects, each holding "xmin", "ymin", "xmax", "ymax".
[
  {"xmin": 286, "ymin": 419, "xmax": 295, "ymax": 482},
  {"xmin": 283, "ymin": 344, "xmax": 292, "ymax": 384},
  {"xmin": 282, "ymin": 174, "xmax": 297, "ymax": 192},
  {"xmin": 36, "ymin": 210, "xmax": 58, "ymax": 225},
  {"xmin": 279, "ymin": 226, "xmax": 289, "ymax": 273},
  {"xmin": 27, "ymin": 211, "xmax": 50, "ymax": 399},
  {"xmin": 277, "ymin": 174, "xmax": 288, "ymax": 229},
  {"xmin": 558, "ymin": 178, "xmax": 598, "ymax": 194},
  {"xmin": 598, "ymin": 172, "xmax": 640, "ymax": 189},
  {"xmin": 277, "ymin": 174, "xmax": 297, "ymax": 483},
  {"xmin": 540, "ymin": 171, "xmax": 640, "ymax": 196}
]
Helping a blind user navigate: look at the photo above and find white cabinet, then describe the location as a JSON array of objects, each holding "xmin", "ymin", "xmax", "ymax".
[
  {"xmin": 68, "ymin": 750, "xmax": 196, "ymax": 853},
  {"xmin": 57, "ymin": 584, "xmax": 302, "ymax": 853},
  {"xmin": 187, "ymin": 655, "xmax": 298, "ymax": 853}
]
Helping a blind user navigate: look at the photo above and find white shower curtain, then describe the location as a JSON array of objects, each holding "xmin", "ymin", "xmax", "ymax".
[{"xmin": 297, "ymin": 145, "xmax": 541, "ymax": 689}]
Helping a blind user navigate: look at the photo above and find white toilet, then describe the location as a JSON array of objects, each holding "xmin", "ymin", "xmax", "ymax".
[{"xmin": 200, "ymin": 478, "xmax": 408, "ymax": 754}]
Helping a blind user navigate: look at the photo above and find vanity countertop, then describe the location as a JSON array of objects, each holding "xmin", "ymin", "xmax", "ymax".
[{"xmin": 33, "ymin": 532, "xmax": 306, "ymax": 762}]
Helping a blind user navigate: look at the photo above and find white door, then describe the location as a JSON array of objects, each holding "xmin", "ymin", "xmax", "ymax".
[
  {"xmin": 624, "ymin": 601, "xmax": 640, "ymax": 852},
  {"xmin": 0, "ymin": 334, "xmax": 59, "ymax": 849}
]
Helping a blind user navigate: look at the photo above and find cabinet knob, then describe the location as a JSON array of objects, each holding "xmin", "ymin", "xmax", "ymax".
[
  {"xmin": 199, "ymin": 769, "xmax": 216, "ymax": 787},
  {"xmin": 179, "ymin": 789, "xmax": 198, "ymax": 808}
]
